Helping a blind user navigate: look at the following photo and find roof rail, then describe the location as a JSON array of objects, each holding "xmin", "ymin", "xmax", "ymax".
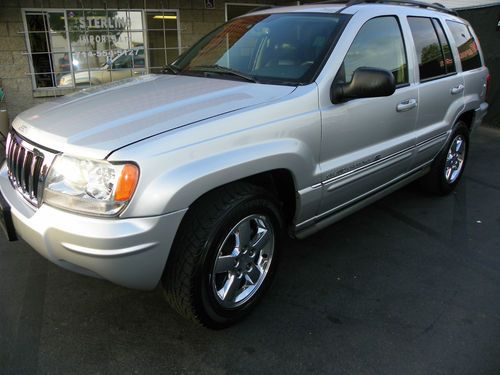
[{"xmin": 330, "ymin": 0, "xmax": 458, "ymax": 16}]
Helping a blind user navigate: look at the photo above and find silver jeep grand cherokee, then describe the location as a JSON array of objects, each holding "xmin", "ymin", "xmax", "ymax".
[{"xmin": 0, "ymin": 1, "xmax": 490, "ymax": 327}]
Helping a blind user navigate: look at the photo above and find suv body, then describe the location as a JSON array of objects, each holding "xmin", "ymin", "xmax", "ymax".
[{"xmin": 0, "ymin": 2, "xmax": 489, "ymax": 327}]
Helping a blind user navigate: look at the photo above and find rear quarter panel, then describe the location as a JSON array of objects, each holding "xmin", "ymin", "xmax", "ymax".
[{"xmin": 443, "ymin": 18, "xmax": 489, "ymax": 122}]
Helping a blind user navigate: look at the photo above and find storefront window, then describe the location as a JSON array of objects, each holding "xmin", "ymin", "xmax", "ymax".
[
  {"xmin": 22, "ymin": 8, "xmax": 180, "ymax": 90},
  {"xmin": 146, "ymin": 11, "xmax": 181, "ymax": 73},
  {"xmin": 25, "ymin": 11, "xmax": 66, "ymax": 88}
]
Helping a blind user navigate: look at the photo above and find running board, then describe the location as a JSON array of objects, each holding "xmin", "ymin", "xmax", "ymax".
[{"xmin": 294, "ymin": 166, "xmax": 430, "ymax": 239}]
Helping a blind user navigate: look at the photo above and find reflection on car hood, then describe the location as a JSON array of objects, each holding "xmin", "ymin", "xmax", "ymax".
[
  {"xmin": 59, "ymin": 69, "xmax": 105, "ymax": 85},
  {"xmin": 14, "ymin": 74, "xmax": 296, "ymax": 159}
]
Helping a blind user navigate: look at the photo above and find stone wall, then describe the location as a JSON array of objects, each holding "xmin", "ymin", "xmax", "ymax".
[{"xmin": 0, "ymin": 0, "xmax": 276, "ymax": 122}]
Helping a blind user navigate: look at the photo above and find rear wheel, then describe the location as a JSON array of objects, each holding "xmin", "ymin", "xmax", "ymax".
[
  {"xmin": 162, "ymin": 182, "xmax": 283, "ymax": 328},
  {"xmin": 420, "ymin": 121, "xmax": 469, "ymax": 195}
]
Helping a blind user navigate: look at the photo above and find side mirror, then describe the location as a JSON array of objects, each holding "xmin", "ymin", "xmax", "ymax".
[{"xmin": 331, "ymin": 67, "xmax": 396, "ymax": 104}]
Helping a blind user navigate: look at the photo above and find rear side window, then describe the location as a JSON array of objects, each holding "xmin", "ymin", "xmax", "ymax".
[
  {"xmin": 336, "ymin": 16, "xmax": 408, "ymax": 86},
  {"xmin": 432, "ymin": 19, "xmax": 455, "ymax": 74},
  {"xmin": 446, "ymin": 20, "xmax": 482, "ymax": 71},
  {"xmin": 408, "ymin": 17, "xmax": 449, "ymax": 81}
]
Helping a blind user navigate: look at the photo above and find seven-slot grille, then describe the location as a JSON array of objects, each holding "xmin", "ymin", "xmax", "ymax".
[{"xmin": 5, "ymin": 131, "xmax": 54, "ymax": 207}]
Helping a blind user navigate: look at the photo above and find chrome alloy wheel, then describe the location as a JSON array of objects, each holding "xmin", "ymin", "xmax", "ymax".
[
  {"xmin": 211, "ymin": 214, "xmax": 275, "ymax": 308},
  {"xmin": 444, "ymin": 135, "xmax": 466, "ymax": 184}
]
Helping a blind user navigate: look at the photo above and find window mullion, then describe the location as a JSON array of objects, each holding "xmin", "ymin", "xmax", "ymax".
[{"xmin": 41, "ymin": 11, "xmax": 56, "ymax": 90}]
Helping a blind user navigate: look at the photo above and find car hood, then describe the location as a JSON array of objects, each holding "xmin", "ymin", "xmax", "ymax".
[{"xmin": 13, "ymin": 74, "xmax": 296, "ymax": 159}]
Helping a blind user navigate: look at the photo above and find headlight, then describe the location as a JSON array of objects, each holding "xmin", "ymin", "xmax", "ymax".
[{"xmin": 43, "ymin": 155, "xmax": 139, "ymax": 216}]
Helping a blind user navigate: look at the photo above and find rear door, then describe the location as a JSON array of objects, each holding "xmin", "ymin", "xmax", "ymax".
[
  {"xmin": 406, "ymin": 16, "xmax": 465, "ymax": 168},
  {"xmin": 445, "ymin": 20, "xmax": 488, "ymax": 114}
]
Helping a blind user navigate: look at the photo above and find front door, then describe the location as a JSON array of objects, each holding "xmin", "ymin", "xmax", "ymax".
[{"xmin": 318, "ymin": 16, "xmax": 418, "ymax": 217}]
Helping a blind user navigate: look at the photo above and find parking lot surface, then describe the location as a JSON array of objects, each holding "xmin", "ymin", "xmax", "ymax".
[{"xmin": 1, "ymin": 126, "xmax": 500, "ymax": 374}]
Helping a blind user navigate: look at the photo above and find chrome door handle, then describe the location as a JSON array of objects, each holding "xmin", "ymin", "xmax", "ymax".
[
  {"xmin": 451, "ymin": 84, "xmax": 464, "ymax": 95},
  {"xmin": 396, "ymin": 98, "xmax": 418, "ymax": 112}
]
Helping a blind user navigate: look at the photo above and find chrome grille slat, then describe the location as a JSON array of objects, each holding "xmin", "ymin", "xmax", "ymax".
[
  {"xmin": 33, "ymin": 156, "xmax": 44, "ymax": 199},
  {"xmin": 5, "ymin": 131, "xmax": 57, "ymax": 207},
  {"xmin": 23, "ymin": 151, "xmax": 33, "ymax": 192},
  {"xmin": 11, "ymin": 142, "xmax": 19, "ymax": 182},
  {"xmin": 7, "ymin": 136, "xmax": 15, "ymax": 173},
  {"xmin": 28, "ymin": 153, "xmax": 38, "ymax": 197},
  {"xmin": 18, "ymin": 148, "xmax": 26, "ymax": 189}
]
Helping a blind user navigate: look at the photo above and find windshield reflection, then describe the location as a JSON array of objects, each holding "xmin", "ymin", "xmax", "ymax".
[{"xmin": 172, "ymin": 13, "xmax": 346, "ymax": 85}]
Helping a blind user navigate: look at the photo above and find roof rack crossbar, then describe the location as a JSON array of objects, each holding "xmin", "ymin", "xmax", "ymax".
[{"xmin": 318, "ymin": 0, "xmax": 459, "ymax": 16}]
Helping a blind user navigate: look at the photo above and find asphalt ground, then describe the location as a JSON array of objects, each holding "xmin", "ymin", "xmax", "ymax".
[{"xmin": 1, "ymin": 126, "xmax": 500, "ymax": 374}]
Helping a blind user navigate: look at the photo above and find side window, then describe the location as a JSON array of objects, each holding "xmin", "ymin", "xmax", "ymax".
[
  {"xmin": 133, "ymin": 56, "xmax": 145, "ymax": 68},
  {"xmin": 408, "ymin": 17, "xmax": 447, "ymax": 81},
  {"xmin": 133, "ymin": 49, "xmax": 145, "ymax": 68},
  {"xmin": 336, "ymin": 16, "xmax": 408, "ymax": 86},
  {"xmin": 113, "ymin": 55, "xmax": 133, "ymax": 69},
  {"xmin": 446, "ymin": 20, "xmax": 482, "ymax": 71},
  {"xmin": 432, "ymin": 19, "xmax": 456, "ymax": 74}
]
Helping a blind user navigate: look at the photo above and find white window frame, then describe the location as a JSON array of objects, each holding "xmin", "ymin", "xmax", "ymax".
[{"xmin": 145, "ymin": 9, "xmax": 182, "ymax": 71}]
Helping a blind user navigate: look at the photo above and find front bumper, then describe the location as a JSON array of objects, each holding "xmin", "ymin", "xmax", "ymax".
[{"xmin": 0, "ymin": 162, "xmax": 186, "ymax": 290}]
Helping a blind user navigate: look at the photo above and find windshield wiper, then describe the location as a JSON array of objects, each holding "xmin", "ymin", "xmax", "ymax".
[
  {"xmin": 162, "ymin": 63, "xmax": 181, "ymax": 75},
  {"xmin": 189, "ymin": 65, "xmax": 259, "ymax": 83}
]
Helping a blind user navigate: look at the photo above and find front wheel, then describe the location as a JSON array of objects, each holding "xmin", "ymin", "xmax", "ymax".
[
  {"xmin": 420, "ymin": 121, "xmax": 469, "ymax": 195},
  {"xmin": 162, "ymin": 182, "xmax": 283, "ymax": 328}
]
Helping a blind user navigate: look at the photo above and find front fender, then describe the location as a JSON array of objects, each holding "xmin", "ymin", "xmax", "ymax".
[{"xmin": 120, "ymin": 138, "xmax": 317, "ymax": 217}]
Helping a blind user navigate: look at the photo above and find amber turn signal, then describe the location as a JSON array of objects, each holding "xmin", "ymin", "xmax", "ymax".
[{"xmin": 114, "ymin": 164, "xmax": 139, "ymax": 202}]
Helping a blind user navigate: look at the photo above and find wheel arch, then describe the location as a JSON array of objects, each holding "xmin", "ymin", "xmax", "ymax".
[
  {"xmin": 175, "ymin": 168, "xmax": 298, "ymax": 229},
  {"xmin": 165, "ymin": 154, "xmax": 303, "ymax": 217},
  {"xmin": 241, "ymin": 169, "xmax": 296, "ymax": 226},
  {"xmin": 456, "ymin": 90, "xmax": 485, "ymax": 132},
  {"xmin": 455, "ymin": 109, "xmax": 475, "ymax": 132}
]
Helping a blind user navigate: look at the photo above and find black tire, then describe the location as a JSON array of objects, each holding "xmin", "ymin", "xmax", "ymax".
[
  {"xmin": 420, "ymin": 121, "xmax": 469, "ymax": 195},
  {"xmin": 162, "ymin": 182, "xmax": 283, "ymax": 329}
]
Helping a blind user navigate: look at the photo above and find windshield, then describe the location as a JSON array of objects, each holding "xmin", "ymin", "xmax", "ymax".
[{"xmin": 173, "ymin": 13, "xmax": 347, "ymax": 85}]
